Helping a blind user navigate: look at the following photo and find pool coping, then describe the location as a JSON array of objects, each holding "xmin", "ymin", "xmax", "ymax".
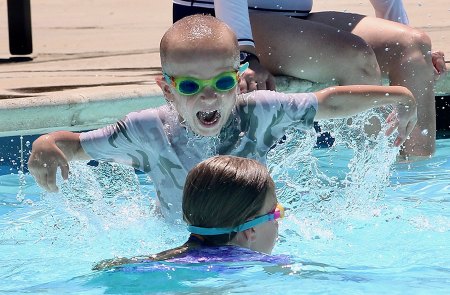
[{"xmin": 1, "ymin": 75, "xmax": 449, "ymax": 138}]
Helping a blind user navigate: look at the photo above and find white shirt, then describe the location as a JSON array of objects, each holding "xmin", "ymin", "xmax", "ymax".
[{"xmin": 173, "ymin": 0, "xmax": 408, "ymax": 47}]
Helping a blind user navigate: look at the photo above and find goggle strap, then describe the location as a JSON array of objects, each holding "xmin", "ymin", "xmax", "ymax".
[
  {"xmin": 238, "ymin": 62, "xmax": 249, "ymax": 75},
  {"xmin": 235, "ymin": 214, "xmax": 274, "ymax": 232},
  {"xmin": 162, "ymin": 72, "xmax": 172, "ymax": 85},
  {"xmin": 187, "ymin": 214, "xmax": 274, "ymax": 236}
]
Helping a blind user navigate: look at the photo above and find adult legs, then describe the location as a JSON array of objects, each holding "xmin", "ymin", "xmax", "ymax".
[
  {"xmin": 249, "ymin": 12, "xmax": 381, "ymax": 86},
  {"xmin": 307, "ymin": 12, "xmax": 435, "ymax": 157}
]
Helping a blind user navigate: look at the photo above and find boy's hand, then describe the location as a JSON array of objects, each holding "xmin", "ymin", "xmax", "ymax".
[
  {"xmin": 432, "ymin": 51, "xmax": 447, "ymax": 81},
  {"xmin": 385, "ymin": 101, "xmax": 418, "ymax": 147},
  {"xmin": 28, "ymin": 135, "xmax": 70, "ymax": 192},
  {"xmin": 239, "ymin": 59, "xmax": 276, "ymax": 93}
]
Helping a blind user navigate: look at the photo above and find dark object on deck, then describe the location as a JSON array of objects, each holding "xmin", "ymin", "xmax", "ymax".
[
  {"xmin": 436, "ymin": 95, "xmax": 450, "ymax": 139},
  {"xmin": 7, "ymin": 0, "xmax": 33, "ymax": 55}
]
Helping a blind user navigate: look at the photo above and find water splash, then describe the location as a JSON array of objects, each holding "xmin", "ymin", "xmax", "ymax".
[
  {"xmin": 16, "ymin": 136, "xmax": 28, "ymax": 203},
  {"xmin": 186, "ymin": 131, "xmax": 220, "ymax": 159},
  {"xmin": 268, "ymin": 108, "xmax": 399, "ymax": 227}
]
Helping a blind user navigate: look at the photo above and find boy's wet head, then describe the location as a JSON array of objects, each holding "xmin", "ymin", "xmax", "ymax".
[
  {"xmin": 160, "ymin": 14, "xmax": 239, "ymax": 74},
  {"xmin": 158, "ymin": 15, "xmax": 242, "ymax": 137}
]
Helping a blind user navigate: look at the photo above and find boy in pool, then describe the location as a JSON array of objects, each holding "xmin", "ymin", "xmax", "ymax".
[
  {"xmin": 28, "ymin": 14, "xmax": 417, "ymax": 221},
  {"xmin": 93, "ymin": 155, "xmax": 288, "ymax": 270}
]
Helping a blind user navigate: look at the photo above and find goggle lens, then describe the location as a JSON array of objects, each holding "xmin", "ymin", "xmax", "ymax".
[
  {"xmin": 178, "ymin": 80, "xmax": 200, "ymax": 95},
  {"xmin": 215, "ymin": 75, "xmax": 237, "ymax": 91}
]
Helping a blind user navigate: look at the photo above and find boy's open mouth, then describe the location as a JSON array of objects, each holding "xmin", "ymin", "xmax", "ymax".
[{"xmin": 197, "ymin": 110, "xmax": 221, "ymax": 125}]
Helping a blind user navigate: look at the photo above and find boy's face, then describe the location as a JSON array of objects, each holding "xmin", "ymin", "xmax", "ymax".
[{"xmin": 158, "ymin": 41, "xmax": 239, "ymax": 137}]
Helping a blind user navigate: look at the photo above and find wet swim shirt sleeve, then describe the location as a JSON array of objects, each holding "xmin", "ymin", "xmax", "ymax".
[
  {"xmin": 369, "ymin": 0, "xmax": 409, "ymax": 24},
  {"xmin": 273, "ymin": 91, "xmax": 318, "ymax": 129},
  {"xmin": 214, "ymin": 0, "xmax": 254, "ymax": 47},
  {"xmin": 79, "ymin": 109, "xmax": 163, "ymax": 172},
  {"xmin": 242, "ymin": 90, "xmax": 318, "ymax": 132}
]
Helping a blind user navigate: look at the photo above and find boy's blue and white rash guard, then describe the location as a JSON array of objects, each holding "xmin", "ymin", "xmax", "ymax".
[
  {"xmin": 173, "ymin": 0, "xmax": 408, "ymax": 47},
  {"xmin": 80, "ymin": 91, "xmax": 317, "ymax": 221}
]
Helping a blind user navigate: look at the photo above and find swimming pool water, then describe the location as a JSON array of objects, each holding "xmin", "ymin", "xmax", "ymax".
[{"xmin": 0, "ymin": 134, "xmax": 449, "ymax": 294}]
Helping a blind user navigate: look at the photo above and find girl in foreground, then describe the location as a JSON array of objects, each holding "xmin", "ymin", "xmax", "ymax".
[{"xmin": 93, "ymin": 155, "xmax": 286, "ymax": 270}]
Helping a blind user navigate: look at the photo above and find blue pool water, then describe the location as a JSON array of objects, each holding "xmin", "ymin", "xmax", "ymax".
[{"xmin": 0, "ymin": 125, "xmax": 449, "ymax": 294}]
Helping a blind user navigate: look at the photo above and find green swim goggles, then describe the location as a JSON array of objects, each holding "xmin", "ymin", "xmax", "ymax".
[{"xmin": 163, "ymin": 63, "xmax": 249, "ymax": 96}]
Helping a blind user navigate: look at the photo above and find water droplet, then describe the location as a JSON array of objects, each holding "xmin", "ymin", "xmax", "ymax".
[
  {"xmin": 385, "ymin": 93, "xmax": 390, "ymax": 96},
  {"xmin": 421, "ymin": 129, "xmax": 429, "ymax": 135},
  {"xmin": 385, "ymin": 47, "xmax": 389, "ymax": 52},
  {"xmin": 43, "ymin": 163, "xmax": 47, "ymax": 167},
  {"xmin": 348, "ymin": 22, "xmax": 352, "ymax": 26}
]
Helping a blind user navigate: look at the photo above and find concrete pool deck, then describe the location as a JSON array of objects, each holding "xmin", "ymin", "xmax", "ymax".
[{"xmin": 0, "ymin": 0, "xmax": 449, "ymax": 137}]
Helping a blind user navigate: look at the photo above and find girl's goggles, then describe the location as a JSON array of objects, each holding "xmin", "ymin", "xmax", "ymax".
[
  {"xmin": 163, "ymin": 62, "xmax": 249, "ymax": 96},
  {"xmin": 187, "ymin": 203, "xmax": 285, "ymax": 235}
]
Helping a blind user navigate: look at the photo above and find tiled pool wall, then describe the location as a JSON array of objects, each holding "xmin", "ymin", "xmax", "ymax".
[
  {"xmin": 1, "ymin": 95, "xmax": 449, "ymax": 175},
  {"xmin": 0, "ymin": 134, "xmax": 39, "ymax": 175},
  {"xmin": 436, "ymin": 95, "xmax": 450, "ymax": 138}
]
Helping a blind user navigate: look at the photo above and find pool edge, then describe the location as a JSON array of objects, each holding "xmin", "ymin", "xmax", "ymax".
[{"xmin": 1, "ymin": 75, "xmax": 449, "ymax": 137}]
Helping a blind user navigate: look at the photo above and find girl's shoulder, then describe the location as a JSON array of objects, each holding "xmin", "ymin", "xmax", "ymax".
[{"xmin": 167, "ymin": 245, "xmax": 291, "ymax": 264}]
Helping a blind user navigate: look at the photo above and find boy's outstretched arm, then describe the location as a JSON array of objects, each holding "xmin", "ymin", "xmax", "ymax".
[
  {"xmin": 314, "ymin": 85, "xmax": 417, "ymax": 147},
  {"xmin": 28, "ymin": 131, "xmax": 91, "ymax": 192}
]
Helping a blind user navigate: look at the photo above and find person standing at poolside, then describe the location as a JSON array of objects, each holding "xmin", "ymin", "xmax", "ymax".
[
  {"xmin": 28, "ymin": 15, "xmax": 417, "ymax": 221},
  {"xmin": 172, "ymin": 0, "xmax": 447, "ymax": 158}
]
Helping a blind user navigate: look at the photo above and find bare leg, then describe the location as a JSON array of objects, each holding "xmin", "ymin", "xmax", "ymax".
[
  {"xmin": 249, "ymin": 12, "xmax": 381, "ymax": 86},
  {"xmin": 307, "ymin": 12, "xmax": 436, "ymax": 157}
]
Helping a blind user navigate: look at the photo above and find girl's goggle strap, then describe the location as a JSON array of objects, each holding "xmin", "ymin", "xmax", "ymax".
[
  {"xmin": 187, "ymin": 203, "xmax": 285, "ymax": 236},
  {"xmin": 163, "ymin": 62, "xmax": 249, "ymax": 96}
]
